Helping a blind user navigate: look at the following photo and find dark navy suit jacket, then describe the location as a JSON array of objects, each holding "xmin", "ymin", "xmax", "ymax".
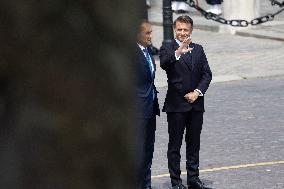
[
  {"xmin": 160, "ymin": 41, "xmax": 212, "ymax": 112},
  {"xmin": 135, "ymin": 45, "xmax": 160, "ymax": 118}
]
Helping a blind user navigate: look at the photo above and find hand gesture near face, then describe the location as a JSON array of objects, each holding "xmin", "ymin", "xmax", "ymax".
[{"xmin": 175, "ymin": 37, "xmax": 194, "ymax": 57}]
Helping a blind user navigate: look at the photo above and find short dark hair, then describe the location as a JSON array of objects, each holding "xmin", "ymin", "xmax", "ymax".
[{"xmin": 174, "ymin": 15, "xmax": 193, "ymax": 28}]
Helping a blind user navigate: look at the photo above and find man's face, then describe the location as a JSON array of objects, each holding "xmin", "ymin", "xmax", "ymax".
[
  {"xmin": 174, "ymin": 21, "xmax": 192, "ymax": 42},
  {"xmin": 137, "ymin": 22, "xmax": 152, "ymax": 47}
]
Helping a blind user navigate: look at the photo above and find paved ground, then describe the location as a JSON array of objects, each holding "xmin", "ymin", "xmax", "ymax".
[{"xmin": 152, "ymin": 76, "xmax": 284, "ymax": 189}]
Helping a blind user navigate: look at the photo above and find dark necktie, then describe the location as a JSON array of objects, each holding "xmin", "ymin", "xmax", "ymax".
[
  {"xmin": 143, "ymin": 49, "xmax": 154, "ymax": 75},
  {"xmin": 142, "ymin": 48, "xmax": 155, "ymax": 100}
]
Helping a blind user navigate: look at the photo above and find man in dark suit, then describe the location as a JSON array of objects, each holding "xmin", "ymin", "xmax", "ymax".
[
  {"xmin": 159, "ymin": 16, "xmax": 212, "ymax": 189},
  {"xmin": 135, "ymin": 20, "xmax": 159, "ymax": 189}
]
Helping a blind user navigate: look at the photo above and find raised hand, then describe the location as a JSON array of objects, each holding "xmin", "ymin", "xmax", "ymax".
[{"xmin": 175, "ymin": 37, "xmax": 194, "ymax": 57}]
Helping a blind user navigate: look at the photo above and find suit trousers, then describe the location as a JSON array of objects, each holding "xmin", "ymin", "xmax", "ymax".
[
  {"xmin": 167, "ymin": 111, "xmax": 203, "ymax": 186},
  {"xmin": 137, "ymin": 116, "xmax": 156, "ymax": 188}
]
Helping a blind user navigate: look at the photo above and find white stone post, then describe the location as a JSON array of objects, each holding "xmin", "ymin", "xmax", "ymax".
[{"xmin": 219, "ymin": 0, "xmax": 260, "ymax": 34}]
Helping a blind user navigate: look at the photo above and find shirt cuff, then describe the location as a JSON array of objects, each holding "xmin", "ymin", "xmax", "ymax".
[
  {"xmin": 195, "ymin": 89, "xmax": 203, "ymax": 96},
  {"xmin": 175, "ymin": 51, "xmax": 181, "ymax": 60}
]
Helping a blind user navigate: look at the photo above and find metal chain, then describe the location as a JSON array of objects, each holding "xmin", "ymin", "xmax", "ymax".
[
  {"xmin": 270, "ymin": 0, "xmax": 284, "ymax": 7},
  {"xmin": 187, "ymin": 0, "xmax": 284, "ymax": 27}
]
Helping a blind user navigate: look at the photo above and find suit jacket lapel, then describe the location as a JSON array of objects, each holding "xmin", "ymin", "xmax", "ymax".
[
  {"xmin": 174, "ymin": 41, "xmax": 192, "ymax": 72},
  {"xmin": 137, "ymin": 46, "xmax": 148, "ymax": 66},
  {"xmin": 189, "ymin": 43, "xmax": 195, "ymax": 70},
  {"xmin": 173, "ymin": 41, "xmax": 179, "ymax": 50},
  {"xmin": 181, "ymin": 53, "xmax": 192, "ymax": 71},
  {"xmin": 137, "ymin": 45, "xmax": 154, "ymax": 80}
]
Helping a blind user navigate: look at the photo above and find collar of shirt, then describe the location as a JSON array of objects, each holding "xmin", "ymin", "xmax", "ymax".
[
  {"xmin": 175, "ymin": 38, "xmax": 182, "ymax": 46},
  {"xmin": 137, "ymin": 43, "xmax": 147, "ymax": 51}
]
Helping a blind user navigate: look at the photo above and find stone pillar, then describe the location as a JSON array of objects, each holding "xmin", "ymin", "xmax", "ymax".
[
  {"xmin": 220, "ymin": 0, "xmax": 260, "ymax": 34},
  {"xmin": 0, "ymin": 0, "xmax": 141, "ymax": 188}
]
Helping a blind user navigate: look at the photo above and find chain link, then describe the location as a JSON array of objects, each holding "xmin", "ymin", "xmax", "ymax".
[
  {"xmin": 270, "ymin": 0, "xmax": 284, "ymax": 7},
  {"xmin": 187, "ymin": 0, "xmax": 284, "ymax": 27}
]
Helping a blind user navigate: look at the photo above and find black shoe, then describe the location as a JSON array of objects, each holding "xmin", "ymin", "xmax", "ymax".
[
  {"xmin": 144, "ymin": 187, "xmax": 152, "ymax": 189},
  {"xmin": 172, "ymin": 183, "xmax": 187, "ymax": 189},
  {"xmin": 188, "ymin": 177, "xmax": 212, "ymax": 189}
]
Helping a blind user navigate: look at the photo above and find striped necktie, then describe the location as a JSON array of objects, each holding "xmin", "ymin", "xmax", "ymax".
[
  {"xmin": 143, "ymin": 48, "xmax": 154, "ymax": 74},
  {"xmin": 142, "ymin": 48, "xmax": 155, "ymax": 100}
]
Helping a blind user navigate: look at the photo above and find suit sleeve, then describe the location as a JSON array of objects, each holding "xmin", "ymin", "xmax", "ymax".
[
  {"xmin": 159, "ymin": 44, "xmax": 177, "ymax": 70},
  {"xmin": 197, "ymin": 46, "xmax": 212, "ymax": 94}
]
